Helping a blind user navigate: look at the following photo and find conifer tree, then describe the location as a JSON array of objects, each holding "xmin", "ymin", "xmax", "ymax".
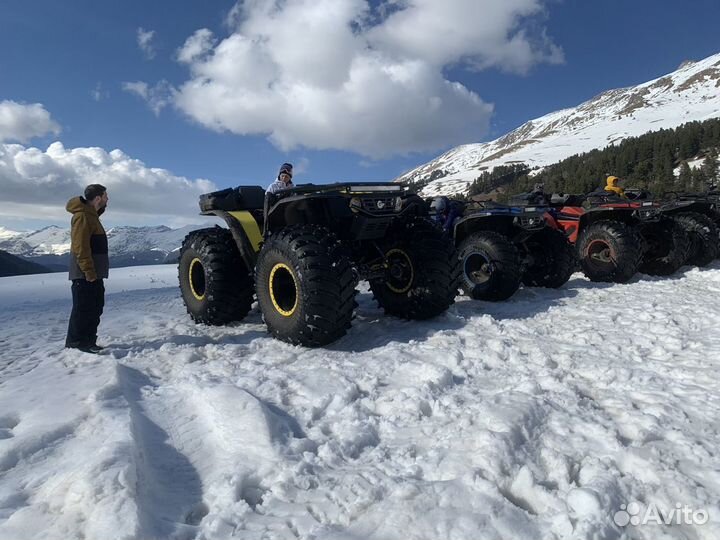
[
  {"xmin": 678, "ymin": 161, "xmax": 692, "ymax": 190},
  {"xmin": 702, "ymin": 148, "xmax": 718, "ymax": 185}
]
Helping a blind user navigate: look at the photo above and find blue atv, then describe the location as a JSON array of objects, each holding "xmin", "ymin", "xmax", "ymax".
[{"xmin": 431, "ymin": 196, "xmax": 576, "ymax": 301}]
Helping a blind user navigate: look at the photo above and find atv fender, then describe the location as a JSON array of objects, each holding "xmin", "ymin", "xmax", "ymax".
[{"xmin": 201, "ymin": 209, "xmax": 261, "ymax": 269}]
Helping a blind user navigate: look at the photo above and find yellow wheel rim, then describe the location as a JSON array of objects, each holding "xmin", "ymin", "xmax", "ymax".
[
  {"xmin": 269, "ymin": 262, "xmax": 298, "ymax": 317},
  {"xmin": 188, "ymin": 257, "xmax": 206, "ymax": 301},
  {"xmin": 385, "ymin": 249, "xmax": 414, "ymax": 293}
]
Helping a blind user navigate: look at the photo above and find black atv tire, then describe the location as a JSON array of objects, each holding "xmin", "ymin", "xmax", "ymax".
[
  {"xmin": 639, "ymin": 219, "xmax": 690, "ymax": 276},
  {"xmin": 255, "ymin": 225, "xmax": 357, "ymax": 347},
  {"xmin": 522, "ymin": 228, "xmax": 577, "ymax": 288},
  {"xmin": 577, "ymin": 220, "xmax": 643, "ymax": 283},
  {"xmin": 457, "ymin": 231, "xmax": 521, "ymax": 301},
  {"xmin": 673, "ymin": 211, "xmax": 719, "ymax": 267},
  {"xmin": 178, "ymin": 227, "xmax": 254, "ymax": 325},
  {"xmin": 369, "ymin": 218, "xmax": 460, "ymax": 318}
]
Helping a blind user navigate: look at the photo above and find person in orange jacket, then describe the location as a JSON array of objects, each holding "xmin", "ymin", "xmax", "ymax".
[{"xmin": 604, "ymin": 175, "xmax": 627, "ymax": 198}]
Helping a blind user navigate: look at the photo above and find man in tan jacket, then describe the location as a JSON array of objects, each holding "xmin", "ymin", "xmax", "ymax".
[{"xmin": 65, "ymin": 184, "xmax": 109, "ymax": 354}]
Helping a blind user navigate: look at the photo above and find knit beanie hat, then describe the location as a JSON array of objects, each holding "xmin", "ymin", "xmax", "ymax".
[{"xmin": 278, "ymin": 163, "xmax": 293, "ymax": 179}]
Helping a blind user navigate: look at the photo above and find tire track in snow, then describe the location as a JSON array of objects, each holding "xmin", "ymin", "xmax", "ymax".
[{"xmin": 116, "ymin": 364, "xmax": 207, "ymax": 539}]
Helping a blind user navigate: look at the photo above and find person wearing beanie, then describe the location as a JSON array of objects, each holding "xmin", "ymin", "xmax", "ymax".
[
  {"xmin": 266, "ymin": 162, "xmax": 294, "ymax": 195},
  {"xmin": 65, "ymin": 183, "xmax": 109, "ymax": 354}
]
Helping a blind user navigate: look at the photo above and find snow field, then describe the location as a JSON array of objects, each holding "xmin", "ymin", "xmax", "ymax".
[{"xmin": 0, "ymin": 264, "xmax": 719, "ymax": 539}]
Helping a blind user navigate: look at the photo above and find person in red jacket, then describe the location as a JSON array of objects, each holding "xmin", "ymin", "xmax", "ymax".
[{"xmin": 65, "ymin": 184, "xmax": 109, "ymax": 354}]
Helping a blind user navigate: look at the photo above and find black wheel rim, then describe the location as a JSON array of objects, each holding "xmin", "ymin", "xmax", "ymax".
[
  {"xmin": 464, "ymin": 252, "xmax": 493, "ymax": 285},
  {"xmin": 385, "ymin": 249, "xmax": 414, "ymax": 293}
]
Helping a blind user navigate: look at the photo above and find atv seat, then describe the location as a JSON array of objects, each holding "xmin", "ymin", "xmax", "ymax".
[
  {"xmin": 586, "ymin": 190, "xmax": 623, "ymax": 205},
  {"xmin": 550, "ymin": 193, "xmax": 585, "ymax": 207},
  {"xmin": 509, "ymin": 192, "xmax": 549, "ymax": 207}
]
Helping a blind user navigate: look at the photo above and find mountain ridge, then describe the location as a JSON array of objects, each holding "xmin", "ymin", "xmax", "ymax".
[
  {"xmin": 0, "ymin": 224, "xmax": 203, "ymax": 275},
  {"xmin": 397, "ymin": 52, "xmax": 720, "ymax": 196}
]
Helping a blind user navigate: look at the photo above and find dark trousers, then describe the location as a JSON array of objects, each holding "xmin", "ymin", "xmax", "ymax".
[{"xmin": 66, "ymin": 279, "xmax": 105, "ymax": 348}]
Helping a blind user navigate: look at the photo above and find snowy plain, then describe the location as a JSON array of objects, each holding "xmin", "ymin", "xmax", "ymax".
[{"xmin": 0, "ymin": 264, "xmax": 719, "ymax": 540}]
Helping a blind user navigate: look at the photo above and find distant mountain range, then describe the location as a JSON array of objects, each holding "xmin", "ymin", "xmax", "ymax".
[
  {"xmin": 0, "ymin": 250, "xmax": 51, "ymax": 277},
  {"xmin": 0, "ymin": 224, "xmax": 201, "ymax": 276},
  {"xmin": 396, "ymin": 51, "xmax": 720, "ymax": 196}
]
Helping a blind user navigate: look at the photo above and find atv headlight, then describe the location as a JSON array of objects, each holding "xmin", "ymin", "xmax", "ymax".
[
  {"xmin": 349, "ymin": 197, "xmax": 362, "ymax": 212},
  {"xmin": 395, "ymin": 197, "xmax": 403, "ymax": 211}
]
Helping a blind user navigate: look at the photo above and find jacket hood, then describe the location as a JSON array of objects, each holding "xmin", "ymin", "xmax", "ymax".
[
  {"xmin": 66, "ymin": 196, "xmax": 98, "ymax": 216},
  {"xmin": 606, "ymin": 176, "xmax": 619, "ymax": 187}
]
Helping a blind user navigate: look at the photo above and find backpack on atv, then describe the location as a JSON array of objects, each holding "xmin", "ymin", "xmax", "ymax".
[{"xmin": 179, "ymin": 183, "xmax": 461, "ymax": 347}]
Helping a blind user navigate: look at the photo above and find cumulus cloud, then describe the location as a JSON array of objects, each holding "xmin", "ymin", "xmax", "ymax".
[
  {"xmin": 367, "ymin": 0, "xmax": 563, "ymax": 73},
  {"xmin": 122, "ymin": 80, "xmax": 174, "ymax": 115},
  {"xmin": 0, "ymin": 101, "xmax": 61, "ymax": 143},
  {"xmin": 167, "ymin": 0, "xmax": 562, "ymax": 158},
  {"xmin": 137, "ymin": 27, "xmax": 157, "ymax": 60},
  {"xmin": 0, "ymin": 141, "xmax": 216, "ymax": 226}
]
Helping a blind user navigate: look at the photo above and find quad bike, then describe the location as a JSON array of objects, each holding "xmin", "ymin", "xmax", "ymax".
[
  {"xmin": 626, "ymin": 188, "xmax": 720, "ymax": 266},
  {"xmin": 534, "ymin": 191, "xmax": 688, "ymax": 282},
  {"xmin": 178, "ymin": 183, "xmax": 460, "ymax": 347},
  {"xmin": 432, "ymin": 197, "xmax": 576, "ymax": 301}
]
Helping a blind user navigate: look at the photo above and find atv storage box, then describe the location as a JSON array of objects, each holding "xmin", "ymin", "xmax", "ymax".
[{"xmin": 200, "ymin": 186, "xmax": 266, "ymax": 212}]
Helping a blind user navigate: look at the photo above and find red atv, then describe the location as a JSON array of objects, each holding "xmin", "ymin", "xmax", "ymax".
[{"xmin": 541, "ymin": 191, "xmax": 688, "ymax": 282}]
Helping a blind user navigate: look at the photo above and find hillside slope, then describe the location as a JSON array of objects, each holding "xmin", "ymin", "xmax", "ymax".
[
  {"xmin": 0, "ymin": 250, "xmax": 51, "ymax": 277},
  {"xmin": 398, "ymin": 52, "xmax": 720, "ymax": 196}
]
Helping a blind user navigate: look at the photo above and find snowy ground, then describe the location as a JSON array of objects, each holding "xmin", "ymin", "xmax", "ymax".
[{"xmin": 1, "ymin": 264, "xmax": 719, "ymax": 540}]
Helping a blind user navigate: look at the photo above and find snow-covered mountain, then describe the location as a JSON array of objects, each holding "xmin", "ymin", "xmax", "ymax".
[
  {"xmin": 0, "ymin": 224, "xmax": 202, "ymax": 270},
  {"xmin": 398, "ymin": 52, "xmax": 720, "ymax": 196},
  {"xmin": 0, "ymin": 226, "xmax": 73, "ymax": 257},
  {"xmin": 0, "ymin": 227, "xmax": 22, "ymax": 241}
]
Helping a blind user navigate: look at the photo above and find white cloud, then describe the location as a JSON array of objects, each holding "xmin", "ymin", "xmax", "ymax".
[
  {"xmin": 0, "ymin": 101, "xmax": 61, "ymax": 143},
  {"xmin": 177, "ymin": 29, "xmax": 216, "ymax": 64},
  {"xmin": 0, "ymin": 141, "xmax": 217, "ymax": 226},
  {"xmin": 122, "ymin": 80, "xmax": 174, "ymax": 115},
  {"xmin": 293, "ymin": 157, "xmax": 310, "ymax": 175},
  {"xmin": 91, "ymin": 82, "xmax": 109, "ymax": 102},
  {"xmin": 168, "ymin": 0, "xmax": 562, "ymax": 158},
  {"xmin": 368, "ymin": 0, "xmax": 563, "ymax": 73},
  {"xmin": 123, "ymin": 81, "xmax": 149, "ymax": 100},
  {"xmin": 137, "ymin": 27, "xmax": 157, "ymax": 60}
]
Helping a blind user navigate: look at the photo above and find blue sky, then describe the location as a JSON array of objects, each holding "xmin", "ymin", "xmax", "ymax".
[{"xmin": 1, "ymin": 0, "xmax": 719, "ymax": 229}]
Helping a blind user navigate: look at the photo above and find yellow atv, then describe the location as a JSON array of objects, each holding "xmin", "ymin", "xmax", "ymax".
[{"xmin": 178, "ymin": 183, "xmax": 460, "ymax": 347}]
